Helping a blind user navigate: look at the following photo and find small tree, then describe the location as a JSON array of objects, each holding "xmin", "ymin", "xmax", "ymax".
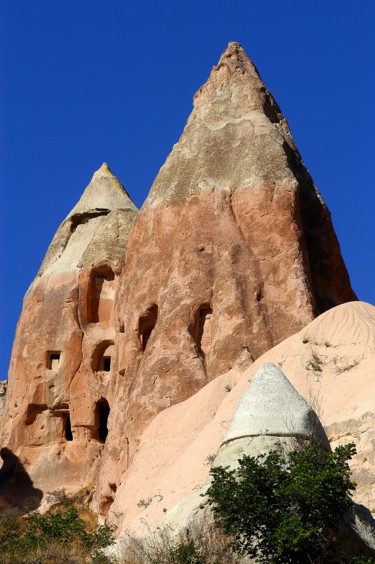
[{"xmin": 206, "ymin": 442, "xmax": 357, "ymax": 563}]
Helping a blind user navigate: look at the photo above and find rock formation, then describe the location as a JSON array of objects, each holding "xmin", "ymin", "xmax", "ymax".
[
  {"xmin": 93, "ymin": 41, "xmax": 356, "ymax": 517},
  {"xmin": 158, "ymin": 363, "xmax": 331, "ymax": 538},
  {"xmin": 0, "ymin": 42, "xmax": 358, "ymax": 526}
]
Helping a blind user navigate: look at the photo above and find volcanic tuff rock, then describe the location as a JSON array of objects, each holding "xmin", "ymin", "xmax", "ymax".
[
  {"xmin": 163, "ymin": 366, "xmax": 375, "ymax": 559},
  {"xmin": 159, "ymin": 364, "xmax": 330, "ymax": 537},
  {"xmin": 1, "ymin": 43, "xmax": 357, "ymax": 521}
]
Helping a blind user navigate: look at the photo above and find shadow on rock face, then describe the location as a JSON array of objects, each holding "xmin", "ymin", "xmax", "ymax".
[{"xmin": 0, "ymin": 447, "xmax": 43, "ymax": 510}]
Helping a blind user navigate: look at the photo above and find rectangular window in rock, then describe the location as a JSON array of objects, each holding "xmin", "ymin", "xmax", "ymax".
[{"xmin": 47, "ymin": 352, "xmax": 61, "ymax": 370}]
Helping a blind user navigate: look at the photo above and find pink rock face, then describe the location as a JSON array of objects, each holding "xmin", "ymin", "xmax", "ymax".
[{"xmin": 1, "ymin": 44, "xmax": 356, "ymax": 518}]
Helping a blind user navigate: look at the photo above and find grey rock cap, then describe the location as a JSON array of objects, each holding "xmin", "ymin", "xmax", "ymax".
[
  {"xmin": 223, "ymin": 363, "xmax": 329, "ymax": 448},
  {"xmin": 27, "ymin": 163, "xmax": 138, "ymax": 285},
  {"xmin": 69, "ymin": 162, "xmax": 137, "ymax": 216}
]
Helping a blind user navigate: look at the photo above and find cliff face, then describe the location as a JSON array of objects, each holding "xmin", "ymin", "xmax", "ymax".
[{"xmin": 0, "ymin": 43, "xmax": 356, "ymax": 517}]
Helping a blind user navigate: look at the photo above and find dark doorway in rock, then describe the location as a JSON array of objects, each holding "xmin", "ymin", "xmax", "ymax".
[
  {"xmin": 103, "ymin": 357, "xmax": 111, "ymax": 372},
  {"xmin": 191, "ymin": 304, "xmax": 213, "ymax": 358},
  {"xmin": 138, "ymin": 304, "xmax": 158, "ymax": 352},
  {"xmin": 95, "ymin": 399, "xmax": 110, "ymax": 443},
  {"xmin": 64, "ymin": 415, "xmax": 73, "ymax": 441}
]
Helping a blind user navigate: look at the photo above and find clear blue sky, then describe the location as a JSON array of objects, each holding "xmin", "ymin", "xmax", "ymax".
[{"xmin": 1, "ymin": 1, "xmax": 374, "ymax": 374}]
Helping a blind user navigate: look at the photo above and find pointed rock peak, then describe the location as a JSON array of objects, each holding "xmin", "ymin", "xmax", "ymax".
[
  {"xmin": 93, "ymin": 162, "xmax": 115, "ymax": 178},
  {"xmin": 223, "ymin": 363, "xmax": 329, "ymax": 448},
  {"xmin": 215, "ymin": 41, "xmax": 261, "ymax": 81},
  {"xmin": 142, "ymin": 41, "xmax": 292, "ymax": 209},
  {"xmin": 69, "ymin": 163, "xmax": 138, "ymax": 217},
  {"xmin": 192, "ymin": 41, "xmax": 282, "ymax": 122}
]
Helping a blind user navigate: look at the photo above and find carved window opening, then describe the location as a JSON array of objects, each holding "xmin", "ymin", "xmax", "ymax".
[
  {"xmin": 47, "ymin": 352, "xmax": 61, "ymax": 370},
  {"xmin": 95, "ymin": 399, "xmax": 110, "ymax": 443},
  {"xmin": 138, "ymin": 304, "xmax": 158, "ymax": 352},
  {"xmin": 88, "ymin": 268, "xmax": 115, "ymax": 324},
  {"xmin": 64, "ymin": 414, "xmax": 73, "ymax": 441},
  {"xmin": 92, "ymin": 342, "xmax": 114, "ymax": 373},
  {"xmin": 191, "ymin": 304, "xmax": 213, "ymax": 358}
]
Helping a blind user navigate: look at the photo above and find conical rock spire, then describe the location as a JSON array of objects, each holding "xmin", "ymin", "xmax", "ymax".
[
  {"xmin": 1, "ymin": 44, "xmax": 357, "ymax": 528},
  {"xmin": 31, "ymin": 164, "xmax": 138, "ymax": 280},
  {"xmin": 69, "ymin": 162, "xmax": 137, "ymax": 216},
  {"xmin": 193, "ymin": 42, "xmax": 284, "ymax": 121},
  {"xmin": 143, "ymin": 42, "xmax": 300, "ymax": 208}
]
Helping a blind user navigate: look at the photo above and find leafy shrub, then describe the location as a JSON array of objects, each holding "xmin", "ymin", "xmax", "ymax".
[
  {"xmin": 0, "ymin": 504, "xmax": 115, "ymax": 562},
  {"xmin": 206, "ymin": 443, "xmax": 358, "ymax": 563}
]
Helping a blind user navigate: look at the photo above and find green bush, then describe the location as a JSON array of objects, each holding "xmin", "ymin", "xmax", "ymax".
[
  {"xmin": 0, "ymin": 504, "xmax": 115, "ymax": 562},
  {"xmin": 206, "ymin": 442, "xmax": 358, "ymax": 563}
]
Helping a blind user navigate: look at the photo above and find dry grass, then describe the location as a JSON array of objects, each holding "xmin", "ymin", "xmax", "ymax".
[{"xmin": 103, "ymin": 522, "xmax": 241, "ymax": 563}]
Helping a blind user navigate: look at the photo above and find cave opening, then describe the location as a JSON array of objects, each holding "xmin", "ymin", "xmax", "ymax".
[
  {"xmin": 95, "ymin": 399, "xmax": 110, "ymax": 443},
  {"xmin": 47, "ymin": 352, "xmax": 61, "ymax": 370},
  {"xmin": 64, "ymin": 414, "xmax": 73, "ymax": 441},
  {"xmin": 91, "ymin": 342, "xmax": 114, "ymax": 373}
]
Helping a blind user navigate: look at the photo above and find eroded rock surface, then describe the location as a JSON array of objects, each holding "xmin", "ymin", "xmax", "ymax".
[{"xmin": 222, "ymin": 362, "xmax": 329, "ymax": 447}]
